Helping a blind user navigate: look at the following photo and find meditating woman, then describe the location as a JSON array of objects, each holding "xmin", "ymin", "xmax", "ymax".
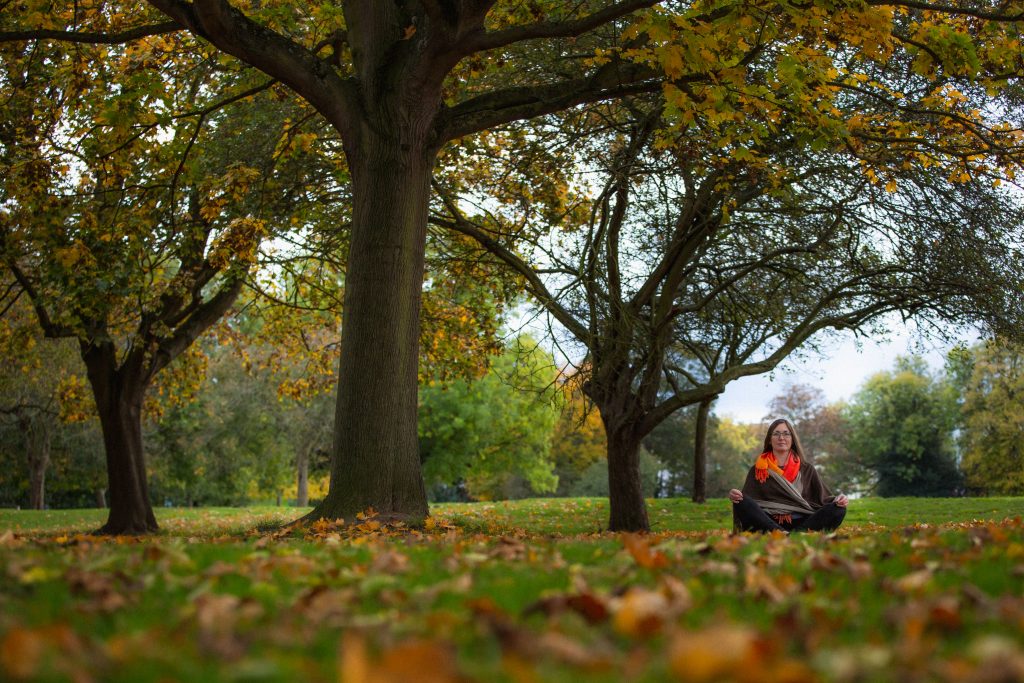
[{"xmin": 729, "ymin": 418, "xmax": 848, "ymax": 533}]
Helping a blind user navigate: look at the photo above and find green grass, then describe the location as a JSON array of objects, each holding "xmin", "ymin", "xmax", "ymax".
[
  {"xmin": 1, "ymin": 497, "xmax": 1023, "ymax": 682},
  {"xmin": 3, "ymin": 496, "xmax": 1021, "ymax": 536},
  {"xmin": 435, "ymin": 496, "xmax": 1024, "ymax": 534}
]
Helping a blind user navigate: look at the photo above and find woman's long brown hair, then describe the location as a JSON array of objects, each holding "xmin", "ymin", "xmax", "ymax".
[{"xmin": 761, "ymin": 418, "xmax": 805, "ymax": 459}]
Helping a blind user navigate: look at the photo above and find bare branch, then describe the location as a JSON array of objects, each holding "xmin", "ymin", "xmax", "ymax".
[{"xmin": 430, "ymin": 186, "xmax": 589, "ymax": 341}]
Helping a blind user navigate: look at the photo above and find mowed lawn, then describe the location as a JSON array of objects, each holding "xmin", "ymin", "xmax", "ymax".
[{"xmin": 1, "ymin": 497, "xmax": 1022, "ymax": 682}]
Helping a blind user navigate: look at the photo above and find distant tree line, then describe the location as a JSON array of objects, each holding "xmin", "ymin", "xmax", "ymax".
[{"xmin": 5, "ymin": 314, "xmax": 1023, "ymax": 509}]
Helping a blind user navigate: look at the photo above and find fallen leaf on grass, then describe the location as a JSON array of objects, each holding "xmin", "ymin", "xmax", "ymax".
[
  {"xmin": 370, "ymin": 550, "xmax": 410, "ymax": 574},
  {"xmin": 623, "ymin": 534, "xmax": 670, "ymax": 569},
  {"xmin": 618, "ymin": 576, "xmax": 693, "ymax": 637},
  {"xmin": 808, "ymin": 551, "xmax": 873, "ymax": 581},
  {"xmin": 967, "ymin": 635, "xmax": 1024, "ymax": 681},
  {"xmin": 375, "ymin": 637, "xmax": 466, "ymax": 682},
  {"xmin": 66, "ymin": 566, "xmax": 134, "ymax": 613},
  {"xmin": 812, "ymin": 645, "xmax": 891, "ymax": 683},
  {"xmin": 670, "ymin": 625, "xmax": 816, "ymax": 683},
  {"xmin": 0, "ymin": 625, "xmax": 90, "ymax": 682},
  {"xmin": 612, "ymin": 586, "xmax": 677, "ymax": 638},
  {"xmin": 339, "ymin": 631, "xmax": 371, "ymax": 683},
  {"xmin": 535, "ymin": 631, "xmax": 613, "ymax": 670},
  {"xmin": 892, "ymin": 569, "xmax": 933, "ymax": 594},
  {"xmin": 928, "ymin": 597, "xmax": 963, "ymax": 631},
  {"xmin": 187, "ymin": 592, "xmax": 263, "ymax": 659},
  {"xmin": 524, "ymin": 592, "xmax": 610, "ymax": 624},
  {"xmin": 0, "ymin": 627, "xmax": 45, "ymax": 680},
  {"xmin": 0, "ymin": 531, "xmax": 23, "ymax": 548},
  {"xmin": 745, "ymin": 565, "xmax": 798, "ymax": 604},
  {"xmin": 16, "ymin": 564, "xmax": 61, "ymax": 584},
  {"xmin": 473, "ymin": 597, "xmax": 613, "ymax": 671},
  {"xmin": 339, "ymin": 631, "xmax": 469, "ymax": 682},
  {"xmin": 697, "ymin": 560, "xmax": 738, "ymax": 577},
  {"xmin": 489, "ymin": 536, "xmax": 527, "ymax": 562},
  {"xmin": 291, "ymin": 585, "xmax": 355, "ymax": 626},
  {"xmin": 669, "ymin": 625, "xmax": 758, "ymax": 683}
]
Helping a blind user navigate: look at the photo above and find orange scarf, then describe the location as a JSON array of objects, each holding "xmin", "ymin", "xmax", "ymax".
[{"xmin": 754, "ymin": 451, "xmax": 801, "ymax": 484}]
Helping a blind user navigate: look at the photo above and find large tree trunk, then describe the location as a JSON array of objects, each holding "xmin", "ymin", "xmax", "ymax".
[
  {"xmin": 692, "ymin": 397, "xmax": 713, "ymax": 504},
  {"xmin": 82, "ymin": 344, "xmax": 158, "ymax": 535},
  {"xmin": 310, "ymin": 135, "xmax": 432, "ymax": 523},
  {"xmin": 601, "ymin": 408, "xmax": 650, "ymax": 532}
]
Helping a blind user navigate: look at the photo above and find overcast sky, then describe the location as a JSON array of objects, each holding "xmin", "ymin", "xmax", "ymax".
[{"xmin": 714, "ymin": 319, "xmax": 976, "ymax": 424}]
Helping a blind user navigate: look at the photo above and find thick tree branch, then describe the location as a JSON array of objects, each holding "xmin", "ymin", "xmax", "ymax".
[
  {"xmin": 459, "ymin": 0, "xmax": 659, "ymax": 55},
  {"xmin": 145, "ymin": 0, "xmax": 356, "ymax": 136},
  {"xmin": 0, "ymin": 252, "xmax": 75, "ymax": 338},
  {"xmin": 150, "ymin": 275, "xmax": 244, "ymax": 380},
  {"xmin": 869, "ymin": 0, "xmax": 1024, "ymax": 21},
  {"xmin": 440, "ymin": 60, "xmax": 669, "ymax": 140},
  {"xmin": 0, "ymin": 21, "xmax": 182, "ymax": 44}
]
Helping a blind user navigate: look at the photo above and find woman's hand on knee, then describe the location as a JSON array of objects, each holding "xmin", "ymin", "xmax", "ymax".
[
  {"xmin": 835, "ymin": 494, "xmax": 848, "ymax": 507},
  {"xmin": 729, "ymin": 489, "xmax": 744, "ymax": 504}
]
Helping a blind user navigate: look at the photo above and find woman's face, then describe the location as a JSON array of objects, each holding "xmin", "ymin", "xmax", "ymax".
[{"xmin": 770, "ymin": 422, "xmax": 793, "ymax": 450}]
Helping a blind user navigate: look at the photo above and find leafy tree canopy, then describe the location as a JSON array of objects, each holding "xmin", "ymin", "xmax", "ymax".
[
  {"xmin": 960, "ymin": 339, "xmax": 1024, "ymax": 495},
  {"xmin": 419, "ymin": 337, "xmax": 561, "ymax": 500},
  {"xmin": 846, "ymin": 356, "xmax": 962, "ymax": 496}
]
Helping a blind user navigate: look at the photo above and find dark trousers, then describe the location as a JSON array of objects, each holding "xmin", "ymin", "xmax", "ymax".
[{"xmin": 732, "ymin": 496, "xmax": 846, "ymax": 533}]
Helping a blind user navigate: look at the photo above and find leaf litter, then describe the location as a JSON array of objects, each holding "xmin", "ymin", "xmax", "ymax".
[{"xmin": 0, "ymin": 508, "xmax": 1022, "ymax": 681}]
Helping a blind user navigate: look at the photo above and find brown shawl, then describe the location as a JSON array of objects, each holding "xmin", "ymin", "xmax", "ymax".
[{"xmin": 740, "ymin": 458, "xmax": 835, "ymax": 523}]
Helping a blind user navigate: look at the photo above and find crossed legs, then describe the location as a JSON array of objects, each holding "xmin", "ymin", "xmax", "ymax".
[{"xmin": 732, "ymin": 497, "xmax": 846, "ymax": 533}]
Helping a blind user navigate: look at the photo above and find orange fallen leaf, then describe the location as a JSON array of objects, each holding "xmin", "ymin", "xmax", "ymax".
[
  {"xmin": 535, "ymin": 631, "xmax": 612, "ymax": 670},
  {"xmin": 893, "ymin": 569, "xmax": 933, "ymax": 594},
  {"xmin": 669, "ymin": 625, "xmax": 758, "ymax": 683},
  {"xmin": 0, "ymin": 627, "xmax": 45, "ymax": 680},
  {"xmin": 375, "ymin": 638, "xmax": 464, "ymax": 683},
  {"xmin": 613, "ymin": 587, "xmax": 671, "ymax": 638},
  {"xmin": 623, "ymin": 534, "xmax": 670, "ymax": 570},
  {"xmin": 339, "ymin": 631, "xmax": 371, "ymax": 683},
  {"xmin": 370, "ymin": 550, "xmax": 409, "ymax": 574}
]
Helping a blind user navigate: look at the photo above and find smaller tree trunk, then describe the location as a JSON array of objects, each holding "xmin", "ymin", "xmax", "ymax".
[
  {"xmin": 20, "ymin": 413, "xmax": 51, "ymax": 510},
  {"xmin": 94, "ymin": 395, "xmax": 158, "ymax": 534},
  {"xmin": 296, "ymin": 447, "xmax": 309, "ymax": 507},
  {"xmin": 692, "ymin": 397, "xmax": 713, "ymax": 504},
  {"xmin": 82, "ymin": 345, "xmax": 158, "ymax": 535},
  {"xmin": 28, "ymin": 449, "xmax": 47, "ymax": 511},
  {"xmin": 602, "ymin": 410, "xmax": 650, "ymax": 532},
  {"xmin": 94, "ymin": 488, "xmax": 107, "ymax": 508}
]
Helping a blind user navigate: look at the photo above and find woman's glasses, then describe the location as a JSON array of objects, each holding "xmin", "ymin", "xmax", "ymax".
[{"xmin": 771, "ymin": 431, "xmax": 792, "ymax": 439}]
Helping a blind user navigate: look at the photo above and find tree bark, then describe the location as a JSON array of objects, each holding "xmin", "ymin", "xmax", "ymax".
[
  {"xmin": 18, "ymin": 412, "xmax": 51, "ymax": 510},
  {"xmin": 81, "ymin": 344, "xmax": 158, "ymax": 535},
  {"xmin": 692, "ymin": 397, "xmax": 713, "ymax": 504},
  {"xmin": 308, "ymin": 136, "xmax": 432, "ymax": 524},
  {"xmin": 602, "ymin": 409, "xmax": 650, "ymax": 532},
  {"xmin": 295, "ymin": 446, "xmax": 309, "ymax": 507}
]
